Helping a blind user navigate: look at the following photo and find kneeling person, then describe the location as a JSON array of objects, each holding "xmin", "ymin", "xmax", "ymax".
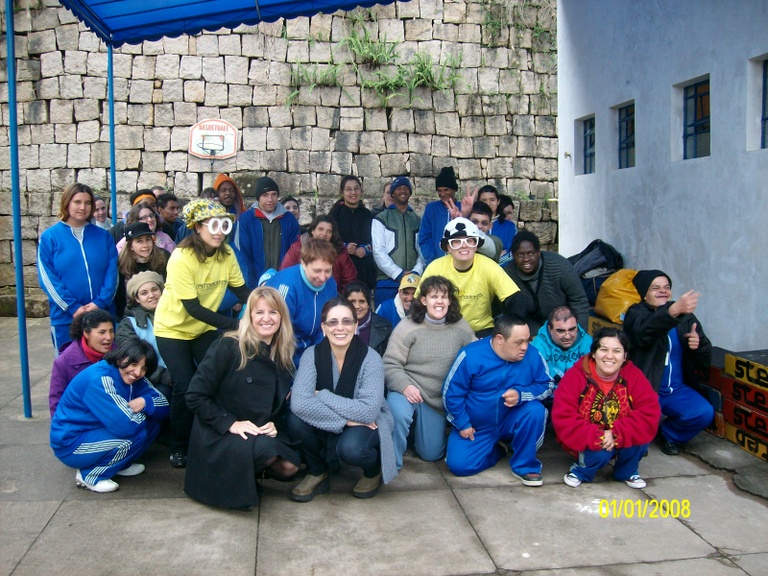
[{"xmin": 531, "ymin": 305, "xmax": 592, "ymax": 386}]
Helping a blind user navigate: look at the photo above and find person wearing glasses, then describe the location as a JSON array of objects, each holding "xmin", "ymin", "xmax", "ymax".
[
  {"xmin": 531, "ymin": 305, "xmax": 593, "ymax": 388},
  {"xmin": 115, "ymin": 202, "xmax": 176, "ymax": 254},
  {"xmin": 419, "ymin": 218, "xmax": 525, "ymax": 337},
  {"xmin": 154, "ymin": 200, "xmax": 251, "ymax": 469},
  {"xmin": 287, "ymin": 298, "xmax": 396, "ymax": 501},
  {"xmin": 503, "ymin": 230, "xmax": 589, "ymax": 335}
]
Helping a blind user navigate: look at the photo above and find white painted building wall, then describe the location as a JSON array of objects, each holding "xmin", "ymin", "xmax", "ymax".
[{"xmin": 557, "ymin": 0, "xmax": 768, "ymax": 351}]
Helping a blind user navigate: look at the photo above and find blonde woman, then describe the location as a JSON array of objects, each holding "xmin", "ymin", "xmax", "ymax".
[{"xmin": 184, "ymin": 287, "xmax": 300, "ymax": 511}]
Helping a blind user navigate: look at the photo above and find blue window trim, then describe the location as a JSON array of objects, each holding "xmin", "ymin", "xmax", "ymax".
[
  {"xmin": 683, "ymin": 79, "xmax": 710, "ymax": 159},
  {"xmin": 618, "ymin": 104, "xmax": 635, "ymax": 169},
  {"xmin": 583, "ymin": 117, "xmax": 595, "ymax": 174},
  {"xmin": 762, "ymin": 60, "xmax": 767, "ymax": 149}
]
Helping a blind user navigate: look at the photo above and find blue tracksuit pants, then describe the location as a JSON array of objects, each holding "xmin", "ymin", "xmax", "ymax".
[
  {"xmin": 659, "ymin": 383, "xmax": 714, "ymax": 445},
  {"xmin": 569, "ymin": 443, "xmax": 648, "ymax": 483}
]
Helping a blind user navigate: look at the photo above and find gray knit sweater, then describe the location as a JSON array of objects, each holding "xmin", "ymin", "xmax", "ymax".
[
  {"xmin": 291, "ymin": 345, "xmax": 398, "ymax": 484},
  {"xmin": 383, "ymin": 317, "xmax": 475, "ymax": 414}
]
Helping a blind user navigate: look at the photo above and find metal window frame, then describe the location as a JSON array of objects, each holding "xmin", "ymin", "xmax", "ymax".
[
  {"xmin": 762, "ymin": 60, "xmax": 768, "ymax": 149},
  {"xmin": 683, "ymin": 79, "xmax": 710, "ymax": 159},
  {"xmin": 583, "ymin": 117, "xmax": 595, "ymax": 174},
  {"xmin": 618, "ymin": 103, "xmax": 635, "ymax": 168}
]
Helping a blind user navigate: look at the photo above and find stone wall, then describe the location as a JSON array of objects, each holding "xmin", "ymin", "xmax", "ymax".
[{"xmin": 0, "ymin": 0, "xmax": 558, "ymax": 314}]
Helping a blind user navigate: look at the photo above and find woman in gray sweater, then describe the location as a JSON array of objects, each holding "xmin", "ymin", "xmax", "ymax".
[
  {"xmin": 288, "ymin": 298, "xmax": 396, "ymax": 501},
  {"xmin": 384, "ymin": 276, "xmax": 475, "ymax": 470}
]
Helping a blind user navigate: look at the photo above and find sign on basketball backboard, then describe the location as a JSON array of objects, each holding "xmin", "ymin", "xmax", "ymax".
[{"xmin": 189, "ymin": 119, "xmax": 238, "ymax": 159}]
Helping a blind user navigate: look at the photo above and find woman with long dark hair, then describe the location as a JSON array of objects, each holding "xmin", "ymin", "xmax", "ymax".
[{"xmin": 329, "ymin": 176, "xmax": 376, "ymax": 289}]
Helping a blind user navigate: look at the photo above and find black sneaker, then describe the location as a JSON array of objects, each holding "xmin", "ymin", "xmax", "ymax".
[
  {"xmin": 169, "ymin": 452, "xmax": 187, "ymax": 468},
  {"xmin": 660, "ymin": 439, "xmax": 679, "ymax": 456}
]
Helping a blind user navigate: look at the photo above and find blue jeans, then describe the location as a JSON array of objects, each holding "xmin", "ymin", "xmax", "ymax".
[
  {"xmin": 286, "ymin": 411, "xmax": 381, "ymax": 478},
  {"xmin": 387, "ymin": 392, "xmax": 447, "ymax": 469},
  {"xmin": 569, "ymin": 443, "xmax": 648, "ymax": 482},
  {"xmin": 659, "ymin": 383, "xmax": 714, "ymax": 445}
]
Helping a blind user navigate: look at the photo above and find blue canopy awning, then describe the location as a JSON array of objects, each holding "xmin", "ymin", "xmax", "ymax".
[{"xmin": 58, "ymin": 0, "xmax": 397, "ymax": 47}]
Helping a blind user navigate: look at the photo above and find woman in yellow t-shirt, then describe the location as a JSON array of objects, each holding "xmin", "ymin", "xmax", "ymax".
[{"xmin": 155, "ymin": 200, "xmax": 250, "ymax": 469}]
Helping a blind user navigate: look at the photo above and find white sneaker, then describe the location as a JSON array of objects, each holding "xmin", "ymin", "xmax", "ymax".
[
  {"xmin": 624, "ymin": 474, "xmax": 646, "ymax": 489},
  {"xmin": 563, "ymin": 472, "xmax": 582, "ymax": 488},
  {"xmin": 115, "ymin": 463, "xmax": 145, "ymax": 477},
  {"xmin": 75, "ymin": 471, "xmax": 119, "ymax": 493}
]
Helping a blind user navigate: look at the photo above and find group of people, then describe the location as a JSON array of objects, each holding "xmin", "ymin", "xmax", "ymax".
[{"xmin": 38, "ymin": 171, "xmax": 715, "ymax": 510}]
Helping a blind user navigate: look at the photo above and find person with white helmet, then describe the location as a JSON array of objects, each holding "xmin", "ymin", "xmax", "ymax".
[{"xmin": 419, "ymin": 218, "xmax": 525, "ymax": 337}]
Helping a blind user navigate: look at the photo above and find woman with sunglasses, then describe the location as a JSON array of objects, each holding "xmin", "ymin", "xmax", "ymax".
[
  {"xmin": 115, "ymin": 202, "xmax": 176, "ymax": 254},
  {"xmin": 154, "ymin": 200, "xmax": 251, "ymax": 469},
  {"xmin": 420, "ymin": 218, "xmax": 525, "ymax": 338},
  {"xmin": 287, "ymin": 297, "xmax": 397, "ymax": 501}
]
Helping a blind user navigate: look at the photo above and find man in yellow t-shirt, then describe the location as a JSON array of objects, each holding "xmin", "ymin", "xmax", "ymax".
[{"xmin": 420, "ymin": 218, "xmax": 525, "ymax": 337}]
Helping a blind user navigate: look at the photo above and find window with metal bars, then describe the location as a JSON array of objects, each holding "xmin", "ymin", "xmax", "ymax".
[
  {"xmin": 762, "ymin": 60, "xmax": 767, "ymax": 149},
  {"xmin": 683, "ymin": 79, "xmax": 710, "ymax": 159},
  {"xmin": 618, "ymin": 104, "xmax": 635, "ymax": 168},
  {"xmin": 583, "ymin": 117, "xmax": 595, "ymax": 173}
]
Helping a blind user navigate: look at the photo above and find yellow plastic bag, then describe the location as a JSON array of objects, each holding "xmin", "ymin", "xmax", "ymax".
[{"xmin": 594, "ymin": 269, "xmax": 640, "ymax": 323}]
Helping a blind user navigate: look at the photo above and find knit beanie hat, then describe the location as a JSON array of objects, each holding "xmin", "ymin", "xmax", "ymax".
[
  {"xmin": 255, "ymin": 176, "xmax": 280, "ymax": 201},
  {"xmin": 435, "ymin": 166, "xmax": 458, "ymax": 191},
  {"xmin": 182, "ymin": 199, "xmax": 236, "ymax": 229},
  {"xmin": 130, "ymin": 189, "xmax": 155, "ymax": 206},
  {"xmin": 632, "ymin": 269, "xmax": 672, "ymax": 299},
  {"xmin": 212, "ymin": 174, "xmax": 245, "ymax": 213},
  {"xmin": 390, "ymin": 176, "xmax": 412, "ymax": 195},
  {"xmin": 124, "ymin": 222, "xmax": 154, "ymax": 241},
  {"xmin": 126, "ymin": 271, "xmax": 164, "ymax": 302}
]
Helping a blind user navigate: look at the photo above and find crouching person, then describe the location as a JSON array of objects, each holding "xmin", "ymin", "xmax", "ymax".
[
  {"xmin": 50, "ymin": 338, "xmax": 169, "ymax": 493},
  {"xmin": 443, "ymin": 314, "xmax": 553, "ymax": 486}
]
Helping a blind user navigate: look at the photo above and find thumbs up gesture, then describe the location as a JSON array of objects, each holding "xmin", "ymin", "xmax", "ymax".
[{"xmin": 684, "ymin": 322, "xmax": 700, "ymax": 350}]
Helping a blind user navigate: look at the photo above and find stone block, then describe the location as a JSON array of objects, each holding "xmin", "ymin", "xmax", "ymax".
[
  {"xmin": 76, "ymin": 120, "xmax": 100, "ymax": 143},
  {"xmin": 143, "ymin": 128, "xmax": 171, "ymax": 152},
  {"xmin": 455, "ymin": 67, "xmax": 477, "ymax": 94},
  {"xmin": 160, "ymin": 79, "xmax": 183, "ymax": 102},
  {"xmin": 431, "ymin": 135, "xmax": 449, "ymax": 157},
  {"xmin": 37, "ymin": 77, "xmax": 60, "ymax": 99},
  {"xmin": 317, "ymin": 87, "xmax": 342, "ymax": 107},
  {"xmin": 478, "ymin": 67, "xmax": 500, "ymax": 93},
  {"xmin": 385, "ymin": 132, "xmax": 409, "ymax": 154},
  {"xmin": 379, "ymin": 19, "xmax": 405, "ymax": 42},
  {"xmin": 434, "ymin": 22, "xmax": 459, "ymax": 42},
  {"xmin": 265, "ymin": 37, "xmax": 289, "ymax": 62},
  {"xmin": 82, "ymin": 77, "xmax": 107, "ymax": 99},
  {"xmin": 513, "ymin": 114, "xmax": 535, "ymax": 137},
  {"xmin": 40, "ymin": 52, "xmax": 63, "ymax": 78},
  {"xmin": 410, "ymin": 154, "xmax": 434, "ymax": 177},
  {"xmin": 405, "ymin": 20, "xmax": 433, "ymax": 42},
  {"xmin": 390, "ymin": 109, "xmax": 415, "ymax": 133},
  {"xmin": 269, "ymin": 61, "xmax": 292, "ymax": 86},
  {"xmin": 414, "ymin": 109, "xmax": 436, "ymax": 135},
  {"xmin": 268, "ymin": 106, "xmax": 292, "ymax": 127},
  {"xmin": 59, "ymin": 75, "xmax": 83, "ymax": 99},
  {"xmin": 460, "ymin": 116, "xmax": 485, "ymax": 138},
  {"xmin": 163, "ymin": 151, "xmax": 187, "ymax": 173},
  {"xmin": 55, "ymin": 24, "xmax": 80, "ymax": 51},
  {"xmin": 536, "ymin": 136, "xmax": 558, "ymax": 159},
  {"xmin": 180, "ymin": 56, "xmax": 202, "ymax": 79},
  {"xmin": 153, "ymin": 104, "xmax": 174, "ymax": 127},
  {"xmin": 515, "ymin": 157, "xmax": 534, "ymax": 179},
  {"xmin": 54, "ymin": 124, "xmax": 76, "ymax": 144},
  {"xmin": 520, "ymin": 70, "xmax": 537, "ymax": 94},
  {"xmin": 487, "ymin": 157, "xmax": 515, "ymax": 179},
  {"xmin": 18, "ymin": 145, "xmax": 39, "ymax": 169},
  {"xmin": 530, "ymin": 181, "xmax": 555, "ymax": 201},
  {"xmin": 266, "ymin": 126, "xmax": 291, "ymax": 150},
  {"xmin": 127, "ymin": 104, "xmax": 153, "ymax": 126},
  {"xmin": 287, "ymin": 40, "xmax": 310, "ymax": 63},
  {"xmin": 164, "ymin": 36, "xmax": 190, "ymax": 55},
  {"xmin": 26, "ymin": 190, "xmax": 52, "ymax": 216},
  {"xmin": 397, "ymin": 0, "xmax": 419, "ymax": 18},
  {"xmin": 50, "ymin": 167, "xmax": 76, "ymax": 189},
  {"xmin": 457, "ymin": 158, "xmax": 482, "ymax": 179},
  {"xmin": 74, "ymin": 98, "xmax": 100, "ymax": 122},
  {"xmin": 202, "ymin": 57, "xmax": 225, "ymax": 83},
  {"xmin": 355, "ymin": 154, "xmax": 381, "ymax": 177},
  {"xmin": 534, "ymin": 158, "xmax": 557, "ymax": 181},
  {"xmin": 242, "ymin": 127, "xmax": 267, "ymax": 151},
  {"xmin": 30, "ymin": 124, "xmax": 54, "ymax": 145},
  {"xmin": 111, "ymin": 54, "xmax": 132, "ymax": 78},
  {"xmin": 334, "ymin": 131, "xmax": 359, "ymax": 153},
  {"xmin": 435, "ymin": 112, "xmax": 461, "ymax": 137},
  {"xmin": 485, "ymin": 115, "xmax": 507, "ymax": 136},
  {"xmin": 535, "ymin": 115, "xmax": 557, "ymax": 137},
  {"xmin": 221, "ymin": 108, "xmax": 243, "ymax": 129},
  {"xmin": 252, "ymin": 85, "xmax": 277, "ymax": 106},
  {"xmin": 311, "ymin": 128, "xmax": 331, "ymax": 151},
  {"xmin": 241, "ymin": 34, "xmax": 265, "ymax": 58},
  {"xmin": 421, "ymin": 0, "xmax": 443, "ymax": 19},
  {"xmin": 316, "ymin": 107, "xmax": 340, "ymax": 130},
  {"xmin": 173, "ymin": 171, "xmax": 198, "ymax": 195},
  {"xmin": 473, "ymin": 137, "xmax": 497, "ymax": 159},
  {"xmin": 358, "ymin": 132, "xmax": 386, "ymax": 155},
  {"xmin": 507, "ymin": 94, "xmax": 529, "ymax": 115},
  {"xmin": 227, "ymin": 85, "xmax": 252, "ymax": 107},
  {"xmin": 66, "ymin": 143, "xmax": 90, "ymax": 168},
  {"xmin": 131, "ymin": 56, "xmax": 155, "ymax": 80},
  {"xmin": 204, "ymin": 83, "xmax": 228, "ymax": 106},
  {"xmin": 286, "ymin": 17, "xmax": 310, "ymax": 39},
  {"xmin": 24, "ymin": 101, "xmax": 48, "ymax": 125},
  {"xmin": 260, "ymin": 150, "xmax": 287, "ymax": 171},
  {"xmin": 243, "ymin": 106, "xmax": 270, "ymax": 127},
  {"xmin": 433, "ymin": 89, "xmax": 455, "ymax": 113},
  {"xmin": 290, "ymin": 106, "xmax": 315, "ymax": 127},
  {"xmin": 154, "ymin": 55, "xmax": 180, "ymax": 80},
  {"xmin": 218, "ymin": 35, "xmax": 242, "ymax": 56},
  {"xmin": 408, "ymin": 134, "xmax": 432, "ymax": 155},
  {"xmin": 524, "ymin": 221, "xmax": 557, "ymax": 244},
  {"xmin": 340, "ymin": 115, "xmax": 364, "ymax": 131},
  {"xmin": 225, "ymin": 56, "xmax": 249, "ymax": 84},
  {"xmin": 517, "ymin": 136, "xmax": 535, "ymax": 157},
  {"xmin": 196, "ymin": 35, "xmax": 220, "ymax": 57},
  {"xmin": 331, "ymin": 151, "xmax": 353, "ymax": 175},
  {"xmin": 380, "ymin": 153, "xmax": 407, "ymax": 176},
  {"xmin": 288, "ymin": 150, "xmax": 311, "ymax": 173},
  {"xmin": 169, "ymin": 127, "xmax": 190, "ymax": 151},
  {"xmin": 129, "ymin": 80, "xmax": 154, "ymax": 104},
  {"xmin": 89, "ymin": 142, "xmax": 110, "ymax": 167},
  {"xmin": 362, "ymin": 109, "xmax": 387, "ymax": 132},
  {"xmin": 309, "ymin": 14, "xmax": 332, "ymax": 39},
  {"xmin": 444, "ymin": 2, "xmax": 466, "ymax": 24},
  {"xmin": 115, "ymin": 125, "xmax": 144, "ymax": 149},
  {"xmin": 289, "ymin": 126, "xmax": 312, "ymax": 151}
]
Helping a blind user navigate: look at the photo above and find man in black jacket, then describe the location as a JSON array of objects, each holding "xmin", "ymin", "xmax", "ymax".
[{"xmin": 623, "ymin": 270, "xmax": 714, "ymax": 455}]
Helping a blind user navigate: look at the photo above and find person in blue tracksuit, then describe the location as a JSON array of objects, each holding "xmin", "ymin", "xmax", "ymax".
[
  {"xmin": 50, "ymin": 338, "xmax": 169, "ymax": 493},
  {"xmin": 443, "ymin": 314, "xmax": 553, "ymax": 486},
  {"xmin": 265, "ymin": 238, "xmax": 338, "ymax": 366},
  {"xmin": 37, "ymin": 182, "xmax": 119, "ymax": 352}
]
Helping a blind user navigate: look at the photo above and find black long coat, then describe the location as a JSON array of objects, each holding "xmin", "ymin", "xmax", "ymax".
[{"xmin": 184, "ymin": 337, "xmax": 299, "ymax": 509}]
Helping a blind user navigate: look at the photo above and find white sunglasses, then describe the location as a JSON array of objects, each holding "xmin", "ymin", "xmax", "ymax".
[
  {"xmin": 447, "ymin": 237, "xmax": 479, "ymax": 249},
  {"xmin": 204, "ymin": 217, "xmax": 233, "ymax": 235}
]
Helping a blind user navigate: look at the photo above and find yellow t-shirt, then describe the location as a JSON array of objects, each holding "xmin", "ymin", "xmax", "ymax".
[
  {"xmin": 420, "ymin": 254, "xmax": 519, "ymax": 332},
  {"xmin": 154, "ymin": 247, "xmax": 245, "ymax": 340}
]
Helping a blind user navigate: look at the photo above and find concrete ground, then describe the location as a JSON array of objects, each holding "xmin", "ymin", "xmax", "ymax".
[{"xmin": 1, "ymin": 317, "xmax": 767, "ymax": 576}]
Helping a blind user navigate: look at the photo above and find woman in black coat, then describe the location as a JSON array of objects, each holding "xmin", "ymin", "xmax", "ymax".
[
  {"xmin": 343, "ymin": 281, "xmax": 392, "ymax": 356},
  {"xmin": 185, "ymin": 286, "xmax": 300, "ymax": 510}
]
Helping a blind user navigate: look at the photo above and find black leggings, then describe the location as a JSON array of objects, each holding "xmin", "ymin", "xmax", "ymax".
[{"xmin": 156, "ymin": 330, "xmax": 219, "ymax": 453}]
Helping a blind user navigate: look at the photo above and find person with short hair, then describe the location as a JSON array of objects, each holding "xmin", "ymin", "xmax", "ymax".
[
  {"xmin": 91, "ymin": 195, "xmax": 111, "ymax": 230},
  {"xmin": 384, "ymin": 276, "xmax": 475, "ymax": 469},
  {"xmin": 531, "ymin": 305, "xmax": 593, "ymax": 385},
  {"xmin": 371, "ymin": 176, "xmax": 426, "ymax": 307},
  {"xmin": 419, "ymin": 166, "xmax": 461, "ymax": 265},
  {"xmin": 234, "ymin": 176, "xmax": 301, "ymax": 288},
  {"xmin": 503, "ymin": 229, "xmax": 590, "ymax": 334},
  {"xmin": 343, "ymin": 281, "xmax": 392, "ymax": 356},
  {"xmin": 265, "ymin": 238, "xmax": 338, "ymax": 365},
  {"xmin": 371, "ymin": 180, "xmax": 393, "ymax": 217},
  {"xmin": 623, "ymin": 270, "xmax": 714, "ymax": 456},
  {"xmin": 280, "ymin": 196, "xmax": 307, "ymax": 234},
  {"xmin": 49, "ymin": 309, "xmax": 115, "ymax": 416},
  {"xmin": 552, "ymin": 328, "xmax": 660, "ymax": 489},
  {"xmin": 50, "ymin": 337, "xmax": 169, "ymax": 493},
  {"xmin": 38, "ymin": 182, "xmax": 118, "ymax": 352},
  {"xmin": 468, "ymin": 201, "xmax": 504, "ymax": 262},
  {"xmin": 374, "ymin": 272, "xmax": 420, "ymax": 329},
  {"xmin": 184, "ymin": 287, "xmax": 301, "ymax": 510},
  {"xmin": 420, "ymin": 217, "xmax": 524, "ymax": 337},
  {"xmin": 477, "ymin": 184, "xmax": 517, "ymax": 253},
  {"xmin": 156, "ymin": 193, "xmax": 184, "ymax": 241},
  {"xmin": 443, "ymin": 314, "xmax": 553, "ymax": 485}
]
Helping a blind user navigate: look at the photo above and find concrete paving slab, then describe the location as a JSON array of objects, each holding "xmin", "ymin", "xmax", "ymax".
[
  {"xmin": 644, "ymin": 475, "xmax": 768, "ymax": 555},
  {"xmin": 687, "ymin": 432, "xmax": 763, "ymax": 472},
  {"xmin": 641, "ymin": 443, "xmax": 716, "ymax": 479},
  {"xmin": 386, "ymin": 455, "xmax": 450, "ymax": 492},
  {"xmin": 454, "ymin": 483, "xmax": 716, "ymax": 571},
  {"xmin": 0, "ymin": 444, "xmax": 75, "ymax": 502},
  {"xmin": 0, "ymin": 501, "xmax": 60, "ymax": 576},
  {"xmin": 521, "ymin": 557, "xmax": 748, "ymax": 575},
  {"xmin": 732, "ymin": 552, "xmax": 768, "ymax": 576},
  {"xmin": 0, "ymin": 404, "xmax": 52, "ymax": 446},
  {"xmin": 12, "ymin": 498, "xmax": 259, "ymax": 576},
  {"xmin": 734, "ymin": 462, "xmax": 768, "ymax": 500},
  {"xmin": 256, "ymin": 489, "xmax": 496, "ymax": 576},
  {"xmin": 0, "ymin": 319, "xmax": 54, "ymax": 410}
]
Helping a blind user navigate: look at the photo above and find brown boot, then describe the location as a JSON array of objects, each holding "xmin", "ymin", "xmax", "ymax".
[
  {"xmin": 352, "ymin": 472, "xmax": 382, "ymax": 499},
  {"xmin": 290, "ymin": 472, "xmax": 329, "ymax": 502}
]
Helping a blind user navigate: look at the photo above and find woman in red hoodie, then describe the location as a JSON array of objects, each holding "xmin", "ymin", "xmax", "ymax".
[{"xmin": 552, "ymin": 328, "xmax": 660, "ymax": 489}]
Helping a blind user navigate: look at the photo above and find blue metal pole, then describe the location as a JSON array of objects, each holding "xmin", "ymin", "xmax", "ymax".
[
  {"xmin": 6, "ymin": 0, "xmax": 32, "ymax": 418},
  {"xmin": 108, "ymin": 45, "xmax": 117, "ymax": 224}
]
